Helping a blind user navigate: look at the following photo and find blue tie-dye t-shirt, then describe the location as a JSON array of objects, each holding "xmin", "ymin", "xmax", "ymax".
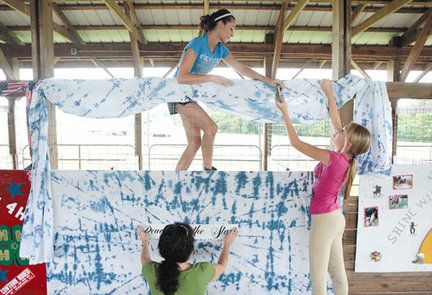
[{"xmin": 174, "ymin": 34, "xmax": 231, "ymax": 77}]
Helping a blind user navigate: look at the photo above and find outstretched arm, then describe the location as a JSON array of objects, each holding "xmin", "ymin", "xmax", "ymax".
[
  {"xmin": 276, "ymin": 100, "xmax": 331, "ymax": 165},
  {"xmin": 213, "ymin": 228, "xmax": 238, "ymax": 281},
  {"xmin": 321, "ymin": 79, "xmax": 343, "ymax": 133},
  {"xmin": 223, "ymin": 54, "xmax": 285, "ymax": 88}
]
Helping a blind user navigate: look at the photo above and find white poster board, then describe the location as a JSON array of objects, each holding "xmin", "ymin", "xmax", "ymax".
[{"xmin": 356, "ymin": 164, "xmax": 432, "ymax": 272}]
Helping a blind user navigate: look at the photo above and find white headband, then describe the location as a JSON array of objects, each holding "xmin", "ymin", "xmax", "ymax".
[{"xmin": 213, "ymin": 13, "xmax": 232, "ymax": 22}]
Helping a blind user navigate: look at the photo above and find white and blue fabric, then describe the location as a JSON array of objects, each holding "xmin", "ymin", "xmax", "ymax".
[
  {"xmin": 21, "ymin": 74, "xmax": 392, "ymax": 264},
  {"xmin": 47, "ymin": 170, "xmax": 317, "ymax": 294}
]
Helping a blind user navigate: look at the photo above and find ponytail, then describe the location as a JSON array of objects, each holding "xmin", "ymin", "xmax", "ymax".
[
  {"xmin": 342, "ymin": 123, "xmax": 371, "ymax": 201},
  {"xmin": 198, "ymin": 14, "xmax": 215, "ymax": 36},
  {"xmin": 156, "ymin": 260, "xmax": 181, "ymax": 295},
  {"xmin": 344, "ymin": 157, "xmax": 356, "ymax": 201},
  {"xmin": 198, "ymin": 9, "xmax": 235, "ymax": 35},
  {"xmin": 156, "ymin": 223, "xmax": 195, "ymax": 295}
]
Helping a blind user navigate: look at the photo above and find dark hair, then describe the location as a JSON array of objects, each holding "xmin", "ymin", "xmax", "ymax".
[
  {"xmin": 156, "ymin": 222, "xmax": 195, "ymax": 295},
  {"xmin": 199, "ymin": 9, "xmax": 235, "ymax": 35}
]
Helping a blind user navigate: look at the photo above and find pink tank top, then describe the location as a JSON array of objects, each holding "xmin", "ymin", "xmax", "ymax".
[{"xmin": 311, "ymin": 151, "xmax": 350, "ymax": 215}]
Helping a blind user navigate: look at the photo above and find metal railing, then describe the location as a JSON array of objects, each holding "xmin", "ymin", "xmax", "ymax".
[
  {"xmin": 269, "ymin": 144, "xmax": 330, "ymax": 171},
  {"xmin": 22, "ymin": 144, "xmax": 137, "ymax": 170},
  {"xmin": 148, "ymin": 143, "xmax": 262, "ymax": 170},
  {"xmin": 395, "ymin": 143, "xmax": 432, "ymax": 164},
  {"xmin": 270, "ymin": 144, "xmax": 331, "ymax": 161},
  {"xmin": 16, "ymin": 142, "xmax": 432, "ymax": 171}
]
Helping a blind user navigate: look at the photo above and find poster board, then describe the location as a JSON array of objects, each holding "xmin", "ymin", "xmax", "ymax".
[
  {"xmin": 356, "ymin": 165, "xmax": 432, "ymax": 272},
  {"xmin": 0, "ymin": 170, "xmax": 47, "ymax": 295}
]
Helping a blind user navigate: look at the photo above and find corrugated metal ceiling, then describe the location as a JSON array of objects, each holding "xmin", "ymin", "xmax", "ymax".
[{"xmin": 0, "ymin": 1, "xmax": 429, "ymax": 45}]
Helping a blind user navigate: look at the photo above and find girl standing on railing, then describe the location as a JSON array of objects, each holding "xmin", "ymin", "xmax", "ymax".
[{"xmin": 171, "ymin": 9, "xmax": 283, "ymax": 171}]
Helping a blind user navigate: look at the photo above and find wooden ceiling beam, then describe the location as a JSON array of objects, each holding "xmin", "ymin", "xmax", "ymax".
[
  {"xmin": 373, "ymin": 61, "xmax": 384, "ymax": 69},
  {"xmin": 125, "ymin": 0, "xmax": 146, "ymax": 44},
  {"xmin": 0, "ymin": 0, "xmax": 29, "ymax": 15},
  {"xmin": 0, "ymin": 21, "xmax": 22, "ymax": 45},
  {"xmin": 414, "ymin": 62, "xmax": 432, "ymax": 82},
  {"xmin": 386, "ymin": 82, "xmax": 432, "ymax": 99},
  {"xmin": 292, "ymin": 58, "xmax": 314, "ymax": 79},
  {"xmin": 1, "ymin": 3, "xmax": 427, "ymax": 14},
  {"xmin": 351, "ymin": 4, "xmax": 366, "ymax": 24},
  {"xmin": 4, "ymin": 24, "xmax": 408, "ymax": 33},
  {"xmin": 52, "ymin": 3, "xmax": 85, "ymax": 44},
  {"xmin": 398, "ymin": 9, "xmax": 432, "ymax": 47},
  {"xmin": 351, "ymin": 58, "xmax": 371, "ymax": 79},
  {"xmin": 0, "ymin": 46, "xmax": 17, "ymax": 79},
  {"xmin": 3, "ymin": 42, "xmax": 432, "ymax": 61},
  {"xmin": 282, "ymin": 0, "xmax": 310, "ymax": 34},
  {"xmin": 45, "ymin": 0, "xmax": 432, "ymax": 5},
  {"xmin": 52, "ymin": 23, "xmax": 80, "ymax": 43},
  {"xmin": 13, "ymin": 58, "xmax": 428, "ymax": 72},
  {"xmin": 400, "ymin": 11, "xmax": 432, "ymax": 81},
  {"xmin": 1, "ymin": 0, "xmax": 80, "ymax": 43},
  {"xmin": 103, "ymin": 0, "xmax": 145, "ymax": 43},
  {"xmin": 91, "ymin": 57, "xmax": 115, "ymax": 77},
  {"xmin": 319, "ymin": 60, "xmax": 326, "ymax": 68},
  {"xmin": 352, "ymin": 0, "xmax": 414, "ymax": 36},
  {"xmin": 271, "ymin": 0, "xmax": 289, "ymax": 78}
]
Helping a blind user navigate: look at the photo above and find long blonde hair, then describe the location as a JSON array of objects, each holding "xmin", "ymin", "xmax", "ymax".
[{"xmin": 342, "ymin": 123, "xmax": 371, "ymax": 201}]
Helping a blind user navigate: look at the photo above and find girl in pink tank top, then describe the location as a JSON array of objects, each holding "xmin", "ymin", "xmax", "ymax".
[{"xmin": 276, "ymin": 79, "xmax": 371, "ymax": 295}]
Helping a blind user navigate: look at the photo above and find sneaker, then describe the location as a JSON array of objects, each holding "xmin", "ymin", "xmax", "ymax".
[{"xmin": 204, "ymin": 166, "xmax": 217, "ymax": 171}]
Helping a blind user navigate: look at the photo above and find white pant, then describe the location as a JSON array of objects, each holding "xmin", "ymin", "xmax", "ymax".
[{"xmin": 310, "ymin": 210, "xmax": 348, "ymax": 295}]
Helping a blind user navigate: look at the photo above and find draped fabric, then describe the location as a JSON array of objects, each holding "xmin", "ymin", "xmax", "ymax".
[{"xmin": 20, "ymin": 74, "xmax": 392, "ymax": 264}]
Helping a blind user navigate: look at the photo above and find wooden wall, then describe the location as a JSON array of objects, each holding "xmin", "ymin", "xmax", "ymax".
[{"xmin": 343, "ymin": 195, "xmax": 432, "ymax": 294}]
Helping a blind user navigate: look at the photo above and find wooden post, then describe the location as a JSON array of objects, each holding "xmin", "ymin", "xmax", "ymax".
[
  {"xmin": 387, "ymin": 59, "xmax": 401, "ymax": 163},
  {"xmin": 0, "ymin": 48, "xmax": 19, "ymax": 169},
  {"xmin": 7, "ymin": 96, "xmax": 18, "ymax": 169},
  {"xmin": 125, "ymin": 2, "xmax": 143, "ymax": 170},
  {"xmin": 263, "ymin": 33, "xmax": 274, "ymax": 171},
  {"xmin": 8, "ymin": 58, "xmax": 19, "ymax": 169},
  {"xmin": 271, "ymin": 0, "xmax": 288, "ymax": 79},
  {"xmin": 31, "ymin": 0, "xmax": 58, "ymax": 168},
  {"xmin": 263, "ymin": 54, "xmax": 273, "ymax": 171},
  {"xmin": 204, "ymin": 0, "xmax": 210, "ymax": 15},
  {"xmin": 332, "ymin": 0, "xmax": 352, "ymax": 126}
]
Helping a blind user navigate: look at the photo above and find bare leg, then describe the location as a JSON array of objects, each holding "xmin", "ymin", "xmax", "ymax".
[
  {"xmin": 176, "ymin": 102, "xmax": 218, "ymax": 170},
  {"xmin": 175, "ymin": 113, "xmax": 201, "ymax": 170}
]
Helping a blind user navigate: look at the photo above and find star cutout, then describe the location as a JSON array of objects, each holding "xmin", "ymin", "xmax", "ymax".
[
  {"xmin": 6, "ymin": 182, "xmax": 23, "ymax": 199},
  {"xmin": 0, "ymin": 268, "xmax": 8, "ymax": 283}
]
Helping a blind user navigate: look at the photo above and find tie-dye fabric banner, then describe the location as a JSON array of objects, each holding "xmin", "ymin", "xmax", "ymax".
[
  {"xmin": 47, "ymin": 170, "xmax": 322, "ymax": 294},
  {"xmin": 22, "ymin": 74, "xmax": 392, "ymax": 264}
]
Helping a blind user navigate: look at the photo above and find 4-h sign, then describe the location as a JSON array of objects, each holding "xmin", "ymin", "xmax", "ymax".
[{"xmin": 0, "ymin": 170, "xmax": 47, "ymax": 295}]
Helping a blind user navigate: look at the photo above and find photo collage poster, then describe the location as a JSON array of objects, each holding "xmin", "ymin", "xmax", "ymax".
[{"xmin": 356, "ymin": 165, "xmax": 432, "ymax": 272}]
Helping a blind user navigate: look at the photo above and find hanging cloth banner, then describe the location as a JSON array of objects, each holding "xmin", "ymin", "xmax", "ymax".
[{"xmin": 21, "ymin": 74, "xmax": 392, "ymax": 264}]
